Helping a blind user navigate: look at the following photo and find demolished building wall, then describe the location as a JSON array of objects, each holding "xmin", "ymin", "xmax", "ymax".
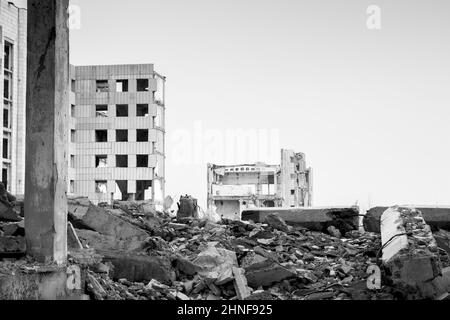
[{"xmin": 207, "ymin": 149, "xmax": 313, "ymax": 218}]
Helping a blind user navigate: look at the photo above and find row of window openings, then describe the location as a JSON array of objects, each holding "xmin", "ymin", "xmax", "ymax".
[
  {"xmin": 70, "ymin": 129, "xmax": 152, "ymax": 143},
  {"xmin": 71, "ymin": 79, "xmax": 151, "ymax": 93},
  {"xmin": 90, "ymin": 155, "xmax": 150, "ymax": 168},
  {"xmin": 70, "ymin": 155, "xmax": 150, "ymax": 168},
  {"xmin": 75, "ymin": 104, "xmax": 154, "ymax": 118}
]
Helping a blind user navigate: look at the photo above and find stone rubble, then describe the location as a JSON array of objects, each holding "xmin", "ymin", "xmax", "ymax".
[{"xmin": 2, "ymin": 198, "xmax": 450, "ymax": 300}]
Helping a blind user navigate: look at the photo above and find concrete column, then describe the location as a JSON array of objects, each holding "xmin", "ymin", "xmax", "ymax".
[{"xmin": 25, "ymin": 0, "xmax": 70, "ymax": 264}]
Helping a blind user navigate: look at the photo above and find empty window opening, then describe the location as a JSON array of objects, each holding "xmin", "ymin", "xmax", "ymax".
[
  {"xmin": 116, "ymin": 130, "xmax": 128, "ymax": 142},
  {"xmin": 95, "ymin": 155, "xmax": 107, "ymax": 168},
  {"xmin": 137, "ymin": 129, "xmax": 148, "ymax": 142},
  {"xmin": 95, "ymin": 130, "xmax": 108, "ymax": 142},
  {"xmin": 137, "ymin": 104, "xmax": 149, "ymax": 117},
  {"xmin": 4, "ymin": 73, "xmax": 12, "ymax": 100},
  {"xmin": 96, "ymin": 105, "xmax": 108, "ymax": 117},
  {"xmin": 116, "ymin": 79, "xmax": 128, "ymax": 92},
  {"xmin": 116, "ymin": 180, "xmax": 129, "ymax": 201},
  {"xmin": 70, "ymin": 155, "xmax": 75, "ymax": 168},
  {"xmin": 2, "ymin": 168, "xmax": 8, "ymax": 191},
  {"xmin": 137, "ymin": 79, "xmax": 149, "ymax": 92},
  {"xmin": 291, "ymin": 190, "xmax": 295, "ymax": 195},
  {"xmin": 71, "ymin": 104, "xmax": 75, "ymax": 117},
  {"xmin": 70, "ymin": 180, "xmax": 75, "ymax": 193},
  {"xmin": 95, "ymin": 181, "xmax": 107, "ymax": 194},
  {"xmin": 96, "ymin": 80, "xmax": 109, "ymax": 93},
  {"xmin": 116, "ymin": 104, "xmax": 128, "ymax": 117},
  {"xmin": 3, "ymin": 138, "xmax": 9, "ymax": 159},
  {"xmin": 3, "ymin": 108, "xmax": 9, "ymax": 128},
  {"xmin": 71, "ymin": 79, "xmax": 76, "ymax": 92},
  {"xmin": 136, "ymin": 155, "xmax": 148, "ymax": 168},
  {"xmin": 71, "ymin": 130, "xmax": 76, "ymax": 143},
  {"xmin": 116, "ymin": 155, "xmax": 128, "ymax": 168},
  {"xmin": 4, "ymin": 42, "xmax": 13, "ymax": 70},
  {"xmin": 136, "ymin": 180, "xmax": 152, "ymax": 201}
]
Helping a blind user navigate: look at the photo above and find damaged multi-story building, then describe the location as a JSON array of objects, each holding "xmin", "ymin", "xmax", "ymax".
[
  {"xmin": 0, "ymin": 1, "xmax": 167, "ymax": 207},
  {"xmin": 207, "ymin": 149, "xmax": 313, "ymax": 219},
  {"xmin": 68, "ymin": 64, "xmax": 166, "ymax": 207},
  {"xmin": 0, "ymin": 0, "xmax": 27, "ymax": 195}
]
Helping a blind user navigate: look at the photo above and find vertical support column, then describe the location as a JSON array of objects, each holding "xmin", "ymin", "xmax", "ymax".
[{"xmin": 25, "ymin": 0, "xmax": 69, "ymax": 264}]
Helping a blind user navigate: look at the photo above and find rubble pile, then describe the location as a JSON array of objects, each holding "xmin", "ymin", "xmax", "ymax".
[
  {"xmin": 2, "ymin": 195, "xmax": 450, "ymax": 300},
  {"xmin": 65, "ymin": 200, "xmax": 397, "ymax": 300}
]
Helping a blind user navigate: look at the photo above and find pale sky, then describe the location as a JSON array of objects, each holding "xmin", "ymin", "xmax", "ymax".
[{"xmin": 69, "ymin": 0, "xmax": 450, "ymax": 210}]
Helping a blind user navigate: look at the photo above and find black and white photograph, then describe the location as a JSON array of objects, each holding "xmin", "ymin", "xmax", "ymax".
[{"xmin": 0, "ymin": 0, "xmax": 450, "ymax": 310}]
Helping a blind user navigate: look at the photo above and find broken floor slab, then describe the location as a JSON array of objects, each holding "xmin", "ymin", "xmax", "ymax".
[
  {"xmin": 76, "ymin": 229, "xmax": 145, "ymax": 252},
  {"xmin": 365, "ymin": 206, "xmax": 450, "ymax": 233},
  {"xmin": 68, "ymin": 197, "xmax": 149, "ymax": 242},
  {"xmin": 101, "ymin": 251, "xmax": 175, "ymax": 284},
  {"xmin": 242, "ymin": 206, "xmax": 360, "ymax": 233},
  {"xmin": 381, "ymin": 207, "xmax": 444, "ymax": 299},
  {"xmin": 0, "ymin": 236, "xmax": 26, "ymax": 254}
]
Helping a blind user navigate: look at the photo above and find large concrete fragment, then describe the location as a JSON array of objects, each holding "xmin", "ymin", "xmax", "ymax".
[
  {"xmin": 68, "ymin": 197, "xmax": 149, "ymax": 242},
  {"xmin": 25, "ymin": 0, "xmax": 70, "ymax": 264},
  {"xmin": 0, "ymin": 202, "xmax": 21, "ymax": 222},
  {"xmin": 242, "ymin": 206, "xmax": 359, "ymax": 233},
  {"xmin": 381, "ymin": 207, "xmax": 444, "ymax": 299},
  {"xmin": 101, "ymin": 251, "xmax": 175, "ymax": 284},
  {"xmin": 365, "ymin": 206, "xmax": 450, "ymax": 233},
  {"xmin": 76, "ymin": 229, "xmax": 145, "ymax": 252}
]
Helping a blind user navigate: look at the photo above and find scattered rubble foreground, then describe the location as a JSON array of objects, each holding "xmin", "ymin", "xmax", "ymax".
[{"xmin": 1, "ymin": 197, "xmax": 450, "ymax": 300}]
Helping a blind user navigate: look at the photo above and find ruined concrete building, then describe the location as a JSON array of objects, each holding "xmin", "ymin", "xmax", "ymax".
[
  {"xmin": 0, "ymin": 0, "xmax": 27, "ymax": 195},
  {"xmin": 0, "ymin": 2, "xmax": 167, "ymax": 208},
  {"xmin": 207, "ymin": 149, "xmax": 313, "ymax": 219},
  {"xmin": 69, "ymin": 64, "xmax": 166, "ymax": 206}
]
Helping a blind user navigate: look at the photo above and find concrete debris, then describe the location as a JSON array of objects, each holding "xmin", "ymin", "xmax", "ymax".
[
  {"xmin": 232, "ymin": 267, "xmax": 251, "ymax": 299},
  {"xmin": 364, "ymin": 206, "xmax": 450, "ymax": 233},
  {"xmin": 264, "ymin": 213, "xmax": 290, "ymax": 232},
  {"xmin": 242, "ymin": 206, "xmax": 360, "ymax": 234},
  {"xmin": 380, "ymin": 207, "xmax": 445, "ymax": 299},
  {"xmin": 2, "ymin": 198, "xmax": 450, "ymax": 300}
]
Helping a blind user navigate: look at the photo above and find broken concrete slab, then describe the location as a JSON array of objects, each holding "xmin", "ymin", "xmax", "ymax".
[
  {"xmin": 245, "ymin": 260, "xmax": 296, "ymax": 288},
  {"xmin": 102, "ymin": 251, "xmax": 175, "ymax": 284},
  {"xmin": 2, "ymin": 222, "xmax": 25, "ymax": 237},
  {"xmin": 0, "ymin": 202, "xmax": 21, "ymax": 222},
  {"xmin": 365, "ymin": 206, "xmax": 450, "ymax": 233},
  {"xmin": 232, "ymin": 267, "xmax": 251, "ymax": 300},
  {"xmin": 242, "ymin": 206, "xmax": 360, "ymax": 234},
  {"xmin": 68, "ymin": 198, "xmax": 149, "ymax": 241},
  {"xmin": 264, "ymin": 213, "xmax": 289, "ymax": 232},
  {"xmin": 381, "ymin": 207, "xmax": 444, "ymax": 299},
  {"xmin": 191, "ymin": 244, "xmax": 238, "ymax": 279},
  {"xmin": 76, "ymin": 229, "xmax": 145, "ymax": 252}
]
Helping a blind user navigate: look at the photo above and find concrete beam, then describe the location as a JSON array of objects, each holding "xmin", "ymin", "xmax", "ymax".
[
  {"xmin": 25, "ymin": 0, "xmax": 70, "ymax": 264},
  {"xmin": 241, "ymin": 206, "xmax": 360, "ymax": 233},
  {"xmin": 364, "ymin": 206, "xmax": 450, "ymax": 233},
  {"xmin": 380, "ymin": 207, "xmax": 444, "ymax": 299}
]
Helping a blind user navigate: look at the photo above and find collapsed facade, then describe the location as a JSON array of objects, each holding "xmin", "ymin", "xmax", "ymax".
[
  {"xmin": 68, "ymin": 64, "xmax": 166, "ymax": 207},
  {"xmin": 207, "ymin": 149, "xmax": 313, "ymax": 219}
]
